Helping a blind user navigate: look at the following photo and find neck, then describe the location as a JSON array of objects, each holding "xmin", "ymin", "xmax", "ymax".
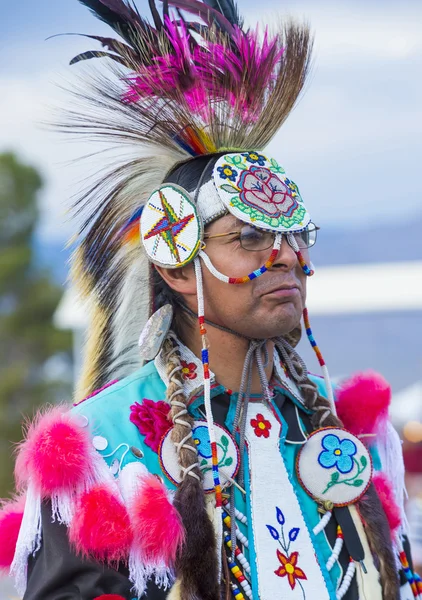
[{"xmin": 180, "ymin": 323, "xmax": 274, "ymax": 394}]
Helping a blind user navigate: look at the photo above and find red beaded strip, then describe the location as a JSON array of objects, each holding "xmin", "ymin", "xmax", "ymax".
[{"xmin": 303, "ymin": 307, "xmax": 325, "ymax": 366}]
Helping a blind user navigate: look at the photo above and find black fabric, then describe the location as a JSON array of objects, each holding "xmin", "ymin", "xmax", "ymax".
[{"xmin": 24, "ymin": 501, "xmax": 166, "ymax": 600}]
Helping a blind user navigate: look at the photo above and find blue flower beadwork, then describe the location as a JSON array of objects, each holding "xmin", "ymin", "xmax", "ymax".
[
  {"xmin": 217, "ymin": 164, "xmax": 238, "ymax": 181},
  {"xmin": 318, "ymin": 434, "xmax": 357, "ymax": 474},
  {"xmin": 193, "ymin": 425, "xmax": 212, "ymax": 459},
  {"xmin": 241, "ymin": 151, "xmax": 267, "ymax": 166}
]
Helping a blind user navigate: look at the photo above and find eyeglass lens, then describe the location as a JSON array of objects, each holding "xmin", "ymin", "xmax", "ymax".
[{"xmin": 239, "ymin": 224, "xmax": 317, "ymax": 251}]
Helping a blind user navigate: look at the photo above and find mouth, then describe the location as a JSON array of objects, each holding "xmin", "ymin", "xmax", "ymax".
[{"xmin": 261, "ymin": 284, "xmax": 301, "ymax": 298}]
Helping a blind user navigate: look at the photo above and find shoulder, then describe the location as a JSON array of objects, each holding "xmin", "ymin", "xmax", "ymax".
[{"xmin": 72, "ymin": 360, "xmax": 166, "ymax": 416}]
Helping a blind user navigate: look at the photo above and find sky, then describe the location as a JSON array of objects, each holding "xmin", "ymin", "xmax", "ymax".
[{"xmin": 1, "ymin": 0, "xmax": 422, "ymax": 242}]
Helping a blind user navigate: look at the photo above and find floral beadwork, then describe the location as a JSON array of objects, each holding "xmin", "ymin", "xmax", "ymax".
[
  {"xmin": 159, "ymin": 420, "xmax": 239, "ymax": 492},
  {"xmin": 296, "ymin": 427, "xmax": 372, "ymax": 507},
  {"xmin": 181, "ymin": 360, "xmax": 197, "ymax": 380},
  {"xmin": 250, "ymin": 413, "xmax": 272, "ymax": 438},
  {"xmin": 194, "ymin": 425, "xmax": 234, "ymax": 472},
  {"xmin": 130, "ymin": 399, "xmax": 171, "ymax": 453},
  {"xmin": 213, "ymin": 152, "xmax": 310, "ymax": 231},
  {"xmin": 267, "ymin": 507, "xmax": 307, "ymax": 597},
  {"xmin": 217, "ymin": 164, "xmax": 238, "ymax": 181},
  {"xmin": 318, "ymin": 434, "xmax": 357, "ymax": 474},
  {"xmin": 242, "ymin": 151, "xmax": 267, "ymax": 166},
  {"xmin": 237, "ymin": 166, "xmax": 299, "ymax": 219}
]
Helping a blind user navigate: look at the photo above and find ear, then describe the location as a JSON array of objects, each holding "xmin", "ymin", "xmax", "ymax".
[{"xmin": 155, "ymin": 263, "xmax": 197, "ymax": 297}]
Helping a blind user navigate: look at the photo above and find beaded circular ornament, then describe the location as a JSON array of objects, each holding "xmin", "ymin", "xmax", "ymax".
[
  {"xmin": 141, "ymin": 184, "xmax": 203, "ymax": 268},
  {"xmin": 296, "ymin": 427, "xmax": 372, "ymax": 507},
  {"xmin": 213, "ymin": 152, "xmax": 311, "ymax": 232},
  {"xmin": 159, "ymin": 420, "xmax": 239, "ymax": 493}
]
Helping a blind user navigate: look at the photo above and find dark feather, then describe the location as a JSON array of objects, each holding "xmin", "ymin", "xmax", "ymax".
[
  {"xmin": 78, "ymin": 34, "xmax": 141, "ymax": 65},
  {"xmin": 168, "ymin": 0, "xmax": 234, "ymax": 34},
  {"xmin": 163, "ymin": 0, "xmax": 169, "ymax": 19},
  {"xmin": 78, "ymin": 0, "xmax": 144, "ymax": 44},
  {"xmin": 69, "ymin": 49, "xmax": 129, "ymax": 65},
  {"xmin": 202, "ymin": 0, "xmax": 242, "ymax": 28},
  {"xmin": 148, "ymin": 0, "xmax": 163, "ymax": 30}
]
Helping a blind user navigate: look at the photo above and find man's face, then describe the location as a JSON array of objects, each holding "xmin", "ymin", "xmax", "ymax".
[{"xmin": 191, "ymin": 214, "xmax": 308, "ymax": 339}]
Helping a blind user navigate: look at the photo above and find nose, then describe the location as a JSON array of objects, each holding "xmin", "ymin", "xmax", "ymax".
[{"xmin": 270, "ymin": 234, "xmax": 299, "ymax": 271}]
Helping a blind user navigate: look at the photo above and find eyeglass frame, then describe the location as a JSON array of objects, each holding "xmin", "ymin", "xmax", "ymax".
[{"xmin": 202, "ymin": 222, "xmax": 320, "ymax": 251}]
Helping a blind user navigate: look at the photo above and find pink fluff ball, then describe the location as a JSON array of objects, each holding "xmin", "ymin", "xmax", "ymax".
[
  {"xmin": 0, "ymin": 495, "xmax": 25, "ymax": 571},
  {"xmin": 132, "ymin": 474, "xmax": 184, "ymax": 566},
  {"xmin": 69, "ymin": 485, "xmax": 133, "ymax": 564},
  {"xmin": 14, "ymin": 407, "xmax": 93, "ymax": 495},
  {"xmin": 373, "ymin": 472, "xmax": 402, "ymax": 536},
  {"xmin": 336, "ymin": 371, "xmax": 391, "ymax": 436}
]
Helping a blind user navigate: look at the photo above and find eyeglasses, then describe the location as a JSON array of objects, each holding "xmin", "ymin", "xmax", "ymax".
[{"xmin": 203, "ymin": 223, "xmax": 319, "ymax": 252}]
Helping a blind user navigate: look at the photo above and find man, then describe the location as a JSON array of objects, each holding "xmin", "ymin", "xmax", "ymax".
[{"xmin": 0, "ymin": 1, "xmax": 420, "ymax": 599}]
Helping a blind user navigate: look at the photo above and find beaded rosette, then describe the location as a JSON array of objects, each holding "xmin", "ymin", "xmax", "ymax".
[
  {"xmin": 213, "ymin": 152, "xmax": 311, "ymax": 232},
  {"xmin": 159, "ymin": 420, "xmax": 239, "ymax": 493},
  {"xmin": 141, "ymin": 184, "xmax": 203, "ymax": 268},
  {"xmin": 296, "ymin": 427, "xmax": 373, "ymax": 507}
]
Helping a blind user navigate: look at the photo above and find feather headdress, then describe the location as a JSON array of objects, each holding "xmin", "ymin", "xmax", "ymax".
[{"xmin": 67, "ymin": 0, "xmax": 313, "ymax": 400}]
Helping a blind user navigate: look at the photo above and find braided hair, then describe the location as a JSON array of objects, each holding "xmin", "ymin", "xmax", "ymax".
[
  {"xmin": 154, "ymin": 159, "xmax": 400, "ymax": 599},
  {"xmin": 290, "ymin": 353, "xmax": 400, "ymax": 600}
]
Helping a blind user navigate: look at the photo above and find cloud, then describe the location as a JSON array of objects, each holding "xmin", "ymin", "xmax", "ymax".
[{"xmin": 1, "ymin": 0, "xmax": 422, "ymax": 240}]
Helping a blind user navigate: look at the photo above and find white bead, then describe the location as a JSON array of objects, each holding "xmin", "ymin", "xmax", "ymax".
[
  {"xmin": 336, "ymin": 561, "xmax": 356, "ymax": 600},
  {"xmin": 236, "ymin": 529, "xmax": 249, "ymax": 548},
  {"xmin": 327, "ymin": 535, "xmax": 344, "ymax": 571},
  {"xmin": 224, "ymin": 501, "xmax": 248, "ymax": 524},
  {"xmin": 92, "ymin": 435, "xmax": 108, "ymax": 450},
  {"xmin": 74, "ymin": 414, "xmax": 89, "ymax": 428},
  {"xmin": 313, "ymin": 511, "xmax": 332, "ymax": 536}
]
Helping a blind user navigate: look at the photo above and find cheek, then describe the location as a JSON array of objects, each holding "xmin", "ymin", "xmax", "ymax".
[{"xmin": 205, "ymin": 245, "xmax": 269, "ymax": 279}]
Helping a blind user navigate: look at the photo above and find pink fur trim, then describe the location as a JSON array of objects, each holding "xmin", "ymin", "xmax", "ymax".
[
  {"xmin": 373, "ymin": 472, "xmax": 401, "ymax": 536},
  {"xmin": 69, "ymin": 484, "xmax": 133, "ymax": 563},
  {"xmin": 336, "ymin": 371, "xmax": 391, "ymax": 436},
  {"xmin": 0, "ymin": 495, "xmax": 25, "ymax": 571},
  {"xmin": 131, "ymin": 474, "xmax": 184, "ymax": 565},
  {"xmin": 14, "ymin": 406, "xmax": 94, "ymax": 495}
]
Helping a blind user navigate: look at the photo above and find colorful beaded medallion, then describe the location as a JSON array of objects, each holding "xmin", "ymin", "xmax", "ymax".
[
  {"xmin": 159, "ymin": 420, "xmax": 239, "ymax": 493},
  {"xmin": 213, "ymin": 152, "xmax": 311, "ymax": 232},
  {"xmin": 296, "ymin": 427, "xmax": 372, "ymax": 507},
  {"xmin": 141, "ymin": 184, "xmax": 203, "ymax": 268}
]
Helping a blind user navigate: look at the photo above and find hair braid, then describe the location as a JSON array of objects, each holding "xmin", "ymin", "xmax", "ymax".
[
  {"xmin": 162, "ymin": 334, "xmax": 220, "ymax": 600},
  {"xmin": 288, "ymin": 353, "xmax": 400, "ymax": 600}
]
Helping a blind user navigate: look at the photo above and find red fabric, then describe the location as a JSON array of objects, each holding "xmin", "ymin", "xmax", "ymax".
[
  {"xmin": 69, "ymin": 485, "xmax": 133, "ymax": 563},
  {"xmin": 0, "ymin": 495, "xmax": 25, "ymax": 571},
  {"xmin": 131, "ymin": 474, "xmax": 184, "ymax": 565},
  {"xmin": 14, "ymin": 406, "xmax": 93, "ymax": 495},
  {"xmin": 336, "ymin": 371, "xmax": 390, "ymax": 436},
  {"xmin": 129, "ymin": 399, "xmax": 171, "ymax": 453}
]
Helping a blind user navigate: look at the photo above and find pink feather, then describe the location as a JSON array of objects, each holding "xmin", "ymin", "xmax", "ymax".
[
  {"xmin": 131, "ymin": 474, "xmax": 184, "ymax": 565},
  {"xmin": 373, "ymin": 472, "xmax": 402, "ymax": 536},
  {"xmin": 0, "ymin": 495, "xmax": 25, "ymax": 571},
  {"xmin": 336, "ymin": 371, "xmax": 391, "ymax": 436},
  {"xmin": 69, "ymin": 485, "xmax": 133, "ymax": 564},
  {"xmin": 14, "ymin": 406, "xmax": 94, "ymax": 495}
]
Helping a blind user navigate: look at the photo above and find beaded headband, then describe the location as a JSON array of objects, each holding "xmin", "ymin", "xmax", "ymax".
[{"xmin": 140, "ymin": 151, "xmax": 313, "ymax": 279}]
